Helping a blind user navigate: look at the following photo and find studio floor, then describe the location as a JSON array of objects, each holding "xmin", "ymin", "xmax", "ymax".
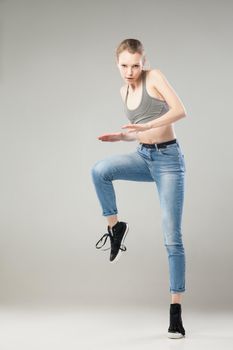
[{"xmin": 0, "ymin": 304, "xmax": 232, "ymax": 350}]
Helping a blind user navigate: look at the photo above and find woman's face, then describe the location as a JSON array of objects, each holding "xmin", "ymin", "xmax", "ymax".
[{"xmin": 117, "ymin": 50, "xmax": 144, "ymax": 83}]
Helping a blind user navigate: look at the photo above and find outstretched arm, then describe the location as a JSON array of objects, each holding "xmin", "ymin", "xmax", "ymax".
[{"xmin": 97, "ymin": 131, "xmax": 140, "ymax": 142}]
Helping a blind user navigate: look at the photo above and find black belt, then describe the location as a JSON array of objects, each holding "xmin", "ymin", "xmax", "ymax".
[{"xmin": 140, "ymin": 139, "xmax": 177, "ymax": 149}]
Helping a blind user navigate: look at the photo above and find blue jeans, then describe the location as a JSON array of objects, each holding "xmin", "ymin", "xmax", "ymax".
[{"xmin": 91, "ymin": 140, "xmax": 186, "ymax": 294}]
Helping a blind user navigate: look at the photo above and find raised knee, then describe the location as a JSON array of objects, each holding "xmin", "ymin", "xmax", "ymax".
[
  {"xmin": 91, "ymin": 160, "xmax": 111, "ymax": 180},
  {"xmin": 91, "ymin": 160, "xmax": 103, "ymax": 178}
]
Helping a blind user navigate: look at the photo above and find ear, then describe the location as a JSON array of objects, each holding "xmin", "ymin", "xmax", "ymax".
[{"xmin": 143, "ymin": 57, "xmax": 150, "ymax": 70}]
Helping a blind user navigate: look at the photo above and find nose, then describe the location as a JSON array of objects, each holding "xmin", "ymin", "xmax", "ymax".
[{"xmin": 127, "ymin": 69, "xmax": 133, "ymax": 76}]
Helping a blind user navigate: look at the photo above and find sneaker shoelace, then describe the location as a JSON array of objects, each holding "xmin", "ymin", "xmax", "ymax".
[{"xmin": 95, "ymin": 226, "xmax": 127, "ymax": 252}]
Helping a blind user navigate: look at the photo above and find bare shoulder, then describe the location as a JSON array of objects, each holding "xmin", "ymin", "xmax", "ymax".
[
  {"xmin": 147, "ymin": 68, "xmax": 167, "ymax": 82},
  {"xmin": 147, "ymin": 68, "xmax": 172, "ymax": 92},
  {"xmin": 120, "ymin": 85, "xmax": 128, "ymax": 102},
  {"xmin": 147, "ymin": 69, "xmax": 187, "ymax": 113}
]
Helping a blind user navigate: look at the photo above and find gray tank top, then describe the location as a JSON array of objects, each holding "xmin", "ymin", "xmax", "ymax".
[{"xmin": 124, "ymin": 70, "xmax": 170, "ymax": 124}]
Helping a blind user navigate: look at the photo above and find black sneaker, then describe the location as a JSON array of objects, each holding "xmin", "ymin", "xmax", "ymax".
[
  {"xmin": 109, "ymin": 221, "xmax": 129, "ymax": 263},
  {"xmin": 95, "ymin": 221, "xmax": 129, "ymax": 263},
  {"xmin": 167, "ymin": 303, "xmax": 186, "ymax": 339}
]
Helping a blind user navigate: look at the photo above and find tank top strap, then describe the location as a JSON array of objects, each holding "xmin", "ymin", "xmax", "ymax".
[{"xmin": 142, "ymin": 70, "xmax": 146, "ymax": 93}]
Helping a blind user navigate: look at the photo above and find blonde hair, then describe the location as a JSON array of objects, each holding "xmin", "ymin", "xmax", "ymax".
[{"xmin": 115, "ymin": 38, "xmax": 146, "ymax": 64}]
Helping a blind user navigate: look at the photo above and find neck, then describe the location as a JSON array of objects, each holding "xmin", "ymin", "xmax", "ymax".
[{"xmin": 128, "ymin": 70, "xmax": 144, "ymax": 92}]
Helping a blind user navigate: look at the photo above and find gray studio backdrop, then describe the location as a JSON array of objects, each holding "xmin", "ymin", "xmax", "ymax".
[{"xmin": 0, "ymin": 0, "xmax": 232, "ymax": 310}]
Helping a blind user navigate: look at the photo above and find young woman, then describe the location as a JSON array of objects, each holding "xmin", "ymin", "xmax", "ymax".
[{"xmin": 91, "ymin": 38, "xmax": 187, "ymax": 339}]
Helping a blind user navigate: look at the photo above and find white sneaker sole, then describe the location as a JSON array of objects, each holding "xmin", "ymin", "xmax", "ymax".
[
  {"xmin": 110, "ymin": 223, "xmax": 129, "ymax": 264},
  {"xmin": 167, "ymin": 331, "xmax": 185, "ymax": 339}
]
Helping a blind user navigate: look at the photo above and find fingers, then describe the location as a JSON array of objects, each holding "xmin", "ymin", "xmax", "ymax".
[
  {"xmin": 97, "ymin": 134, "xmax": 118, "ymax": 141},
  {"xmin": 122, "ymin": 127, "xmax": 138, "ymax": 132},
  {"xmin": 122, "ymin": 125, "xmax": 133, "ymax": 129},
  {"xmin": 122, "ymin": 124, "xmax": 140, "ymax": 131},
  {"xmin": 98, "ymin": 136, "xmax": 109, "ymax": 141},
  {"xmin": 98, "ymin": 132, "xmax": 120, "ymax": 137}
]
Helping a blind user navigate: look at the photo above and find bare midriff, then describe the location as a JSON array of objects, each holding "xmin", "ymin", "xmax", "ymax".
[{"xmin": 137, "ymin": 124, "xmax": 176, "ymax": 144}]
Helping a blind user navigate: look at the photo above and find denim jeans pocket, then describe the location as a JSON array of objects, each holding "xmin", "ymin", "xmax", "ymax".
[{"xmin": 159, "ymin": 144, "xmax": 180, "ymax": 156}]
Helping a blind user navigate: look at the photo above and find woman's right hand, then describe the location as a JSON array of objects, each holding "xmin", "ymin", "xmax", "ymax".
[{"xmin": 97, "ymin": 132, "xmax": 123, "ymax": 142}]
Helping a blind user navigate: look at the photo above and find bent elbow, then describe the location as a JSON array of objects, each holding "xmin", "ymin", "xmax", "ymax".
[
  {"xmin": 181, "ymin": 106, "xmax": 187, "ymax": 117},
  {"xmin": 171, "ymin": 105, "xmax": 187, "ymax": 118},
  {"xmin": 179, "ymin": 108, "xmax": 187, "ymax": 118}
]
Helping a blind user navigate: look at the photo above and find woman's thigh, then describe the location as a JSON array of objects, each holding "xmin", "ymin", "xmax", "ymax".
[{"xmin": 92, "ymin": 150, "xmax": 155, "ymax": 182}]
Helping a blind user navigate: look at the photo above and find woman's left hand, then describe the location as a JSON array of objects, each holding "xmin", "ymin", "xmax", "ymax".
[{"xmin": 121, "ymin": 123, "xmax": 151, "ymax": 132}]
